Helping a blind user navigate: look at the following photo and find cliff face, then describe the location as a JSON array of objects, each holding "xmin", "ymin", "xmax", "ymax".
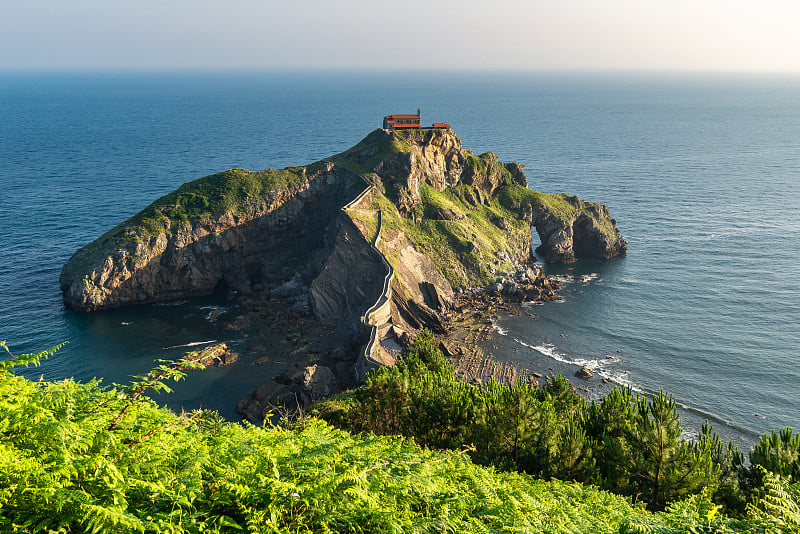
[
  {"xmin": 371, "ymin": 129, "xmax": 527, "ymax": 218},
  {"xmin": 531, "ymin": 195, "xmax": 628, "ymax": 264},
  {"xmin": 60, "ymin": 127, "xmax": 627, "ymax": 410},
  {"xmin": 343, "ymin": 129, "xmax": 625, "ymax": 270},
  {"xmin": 61, "ymin": 127, "xmax": 625, "ymax": 336},
  {"xmin": 328, "ymin": 129, "xmax": 625, "ymax": 375},
  {"xmin": 309, "ymin": 213, "xmax": 387, "ymax": 330},
  {"xmin": 60, "ymin": 165, "xmax": 365, "ymax": 311}
]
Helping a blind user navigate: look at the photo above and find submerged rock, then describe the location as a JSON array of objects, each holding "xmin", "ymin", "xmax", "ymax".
[
  {"xmin": 575, "ymin": 366, "xmax": 594, "ymax": 379},
  {"xmin": 184, "ymin": 342, "xmax": 239, "ymax": 367}
]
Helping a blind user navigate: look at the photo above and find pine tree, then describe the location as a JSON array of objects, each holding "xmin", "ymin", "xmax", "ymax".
[
  {"xmin": 586, "ymin": 386, "xmax": 637, "ymax": 490},
  {"xmin": 749, "ymin": 428, "xmax": 800, "ymax": 482},
  {"xmin": 551, "ymin": 413, "xmax": 596, "ymax": 483},
  {"xmin": 619, "ymin": 390, "xmax": 719, "ymax": 510}
]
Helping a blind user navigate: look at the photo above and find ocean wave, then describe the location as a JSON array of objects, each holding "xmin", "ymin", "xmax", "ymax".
[
  {"xmin": 491, "ymin": 318, "xmax": 508, "ymax": 335},
  {"xmin": 514, "ymin": 339, "xmax": 641, "ymax": 391},
  {"xmin": 162, "ymin": 340, "xmax": 218, "ymax": 350}
]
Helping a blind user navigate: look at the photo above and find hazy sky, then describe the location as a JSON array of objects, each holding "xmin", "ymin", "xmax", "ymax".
[{"xmin": 2, "ymin": 0, "xmax": 799, "ymax": 72}]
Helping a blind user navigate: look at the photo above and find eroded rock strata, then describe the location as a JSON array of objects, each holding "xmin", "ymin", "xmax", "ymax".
[{"xmin": 61, "ymin": 128, "xmax": 626, "ymax": 419}]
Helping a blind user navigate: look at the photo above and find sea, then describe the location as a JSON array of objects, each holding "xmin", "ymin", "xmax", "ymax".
[{"xmin": 1, "ymin": 71, "xmax": 798, "ymax": 448}]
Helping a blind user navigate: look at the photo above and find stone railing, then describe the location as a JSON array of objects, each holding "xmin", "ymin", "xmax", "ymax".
[
  {"xmin": 341, "ymin": 182, "xmax": 374, "ymax": 211},
  {"xmin": 340, "ymin": 185, "xmax": 396, "ymax": 381},
  {"xmin": 355, "ymin": 210, "xmax": 396, "ymax": 381}
]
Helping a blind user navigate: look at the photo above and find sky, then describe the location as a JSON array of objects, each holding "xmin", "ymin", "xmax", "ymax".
[{"xmin": 2, "ymin": 0, "xmax": 800, "ymax": 73}]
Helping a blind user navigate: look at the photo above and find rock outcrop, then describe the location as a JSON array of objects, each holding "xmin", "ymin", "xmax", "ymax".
[
  {"xmin": 60, "ymin": 165, "xmax": 364, "ymax": 311},
  {"xmin": 237, "ymin": 363, "xmax": 341, "ymax": 421},
  {"xmin": 532, "ymin": 195, "xmax": 627, "ymax": 264},
  {"xmin": 60, "ymin": 127, "xmax": 626, "ymax": 418},
  {"xmin": 62, "ymin": 128, "xmax": 623, "ymax": 314},
  {"xmin": 184, "ymin": 342, "xmax": 240, "ymax": 367}
]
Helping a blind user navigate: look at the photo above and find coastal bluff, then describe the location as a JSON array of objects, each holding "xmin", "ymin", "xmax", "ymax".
[
  {"xmin": 61, "ymin": 128, "xmax": 625, "ymax": 312},
  {"xmin": 60, "ymin": 128, "xmax": 625, "ymax": 411}
]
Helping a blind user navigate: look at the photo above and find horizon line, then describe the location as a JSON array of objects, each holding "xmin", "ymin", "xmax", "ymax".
[{"xmin": 2, "ymin": 66, "xmax": 800, "ymax": 77}]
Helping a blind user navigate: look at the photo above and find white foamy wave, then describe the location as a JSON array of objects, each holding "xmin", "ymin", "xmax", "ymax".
[
  {"xmin": 162, "ymin": 340, "xmax": 218, "ymax": 350},
  {"xmin": 514, "ymin": 339, "xmax": 640, "ymax": 390},
  {"xmin": 601, "ymin": 371, "xmax": 642, "ymax": 392},
  {"xmin": 515, "ymin": 340, "xmax": 569, "ymax": 363},
  {"xmin": 120, "ymin": 321, "xmax": 133, "ymax": 326},
  {"xmin": 491, "ymin": 318, "xmax": 508, "ymax": 336}
]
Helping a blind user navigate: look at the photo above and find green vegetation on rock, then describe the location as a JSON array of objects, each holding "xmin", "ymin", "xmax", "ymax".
[
  {"xmin": 363, "ymin": 184, "xmax": 530, "ymax": 287},
  {"xmin": 330, "ymin": 129, "xmax": 410, "ymax": 176},
  {"xmin": 115, "ymin": 167, "xmax": 310, "ymax": 244},
  {"xmin": 497, "ymin": 185, "xmax": 575, "ymax": 222}
]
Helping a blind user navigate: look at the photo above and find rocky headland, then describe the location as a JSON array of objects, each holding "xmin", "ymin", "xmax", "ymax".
[{"xmin": 61, "ymin": 128, "xmax": 626, "ymax": 420}]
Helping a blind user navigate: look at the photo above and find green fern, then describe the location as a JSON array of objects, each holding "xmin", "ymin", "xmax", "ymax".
[
  {"xmin": 0, "ymin": 339, "xmax": 66, "ymax": 370},
  {"xmin": 747, "ymin": 467, "xmax": 800, "ymax": 532}
]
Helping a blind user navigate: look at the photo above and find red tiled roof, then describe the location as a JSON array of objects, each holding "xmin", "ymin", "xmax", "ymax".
[{"xmin": 384, "ymin": 114, "xmax": 420, "ymax": 120}]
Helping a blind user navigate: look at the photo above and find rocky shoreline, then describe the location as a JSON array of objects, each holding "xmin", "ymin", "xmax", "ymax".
[{"xmin": 188, "ymin": 262, "xmax": 567, "ymax": 422}]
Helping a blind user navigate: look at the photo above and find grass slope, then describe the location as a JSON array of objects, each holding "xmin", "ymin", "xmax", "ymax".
[
  {"xmin": 106, "ymin": 167, "xmax": 310, "ymax": 247},
  {"xmin": 364, "ymin": 185, "xmax": 531, "ymax": 288}
]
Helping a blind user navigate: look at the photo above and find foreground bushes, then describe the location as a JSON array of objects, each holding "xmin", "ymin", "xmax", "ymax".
[
  {"xmin": 1, "ymin": 339, "xmax": 797, "ymax": 533},
  {"xmin": 313, "ymin": 331, "xmax": 800, "ymax": 516}
]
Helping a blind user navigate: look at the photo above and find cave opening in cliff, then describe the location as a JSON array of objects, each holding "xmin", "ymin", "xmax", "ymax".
[
  {"xmin": 212, "ymin": 278, "xmax": 230, "ymax": 297},
  {"xmin": 531, "ymin": 228, "xmax": 544, "ymax": 261}
]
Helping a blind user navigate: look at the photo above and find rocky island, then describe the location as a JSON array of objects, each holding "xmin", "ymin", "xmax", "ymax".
[{"xmin": 60, "ymin": 128, "xmax": 626, "ymax": 419}]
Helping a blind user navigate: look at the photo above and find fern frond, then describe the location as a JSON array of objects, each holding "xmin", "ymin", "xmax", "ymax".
[
  {"xmin": 0, "ymin": 340, "xmax": 67, "ymax": 371},
  {"xmin": 748, "ymin": 467, "xmax": 800, "ymax": 530}
]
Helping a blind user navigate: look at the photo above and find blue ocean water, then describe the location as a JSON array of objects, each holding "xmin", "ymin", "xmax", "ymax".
[{"xmin": 1, "ymin": 71, "xmax": 798, "ymax": 441}]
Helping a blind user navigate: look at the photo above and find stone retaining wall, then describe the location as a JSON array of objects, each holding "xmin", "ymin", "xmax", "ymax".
[{"xmin": 341, "ymin": 186, "xmax": 396, "ymax": 381}]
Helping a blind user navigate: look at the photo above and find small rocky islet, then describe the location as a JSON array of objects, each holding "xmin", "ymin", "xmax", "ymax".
[{"xmin": 60, "ymin": 127, "xmax": 626, "ymax": 420}]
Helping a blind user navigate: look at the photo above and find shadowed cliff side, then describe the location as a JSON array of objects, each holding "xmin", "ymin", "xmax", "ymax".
[{"xmin": 60, "ymin": 164, "xmax": 365, "ymax": 311}]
